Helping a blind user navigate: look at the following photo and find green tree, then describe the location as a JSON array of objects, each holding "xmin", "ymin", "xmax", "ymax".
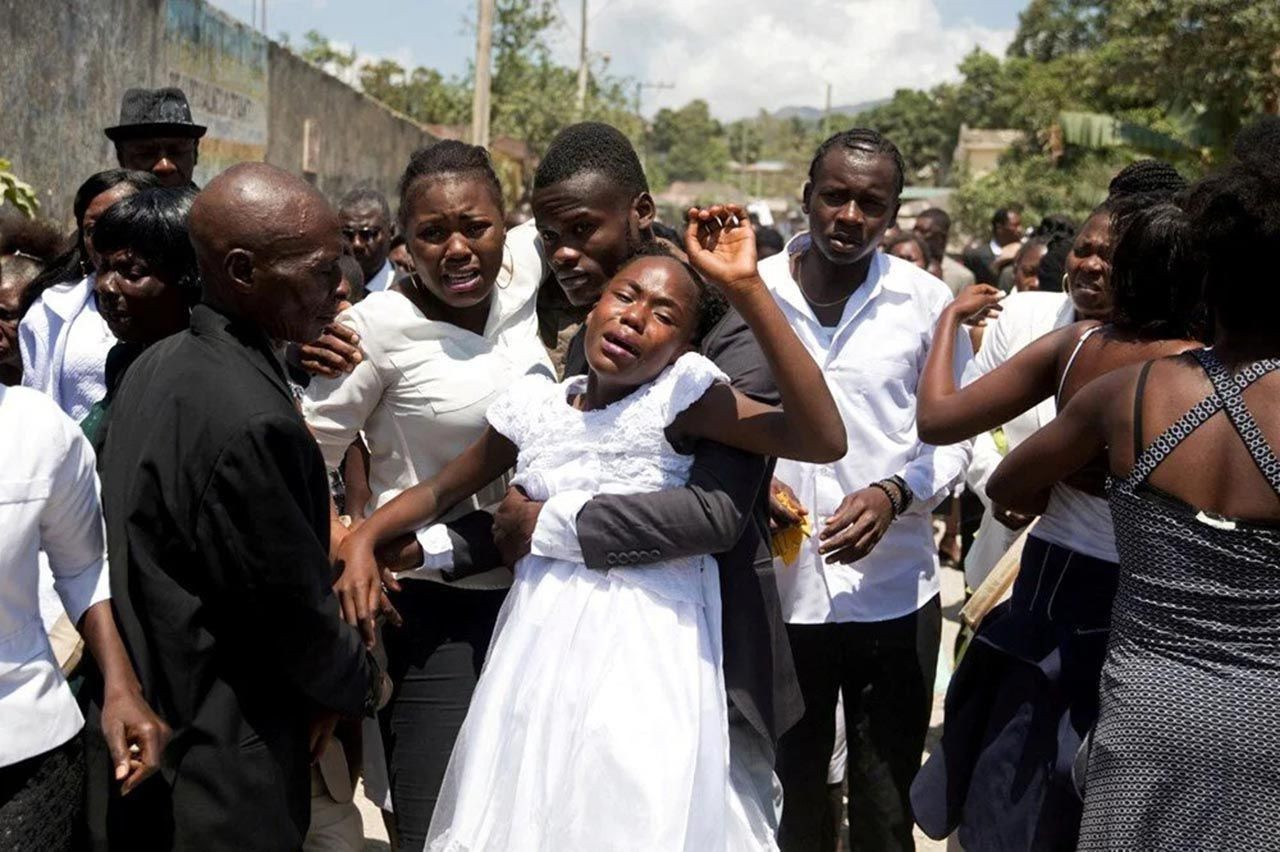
[
  {"xmin": 951, "ymin": 148, "xmax": 1127, "ymax": 235},
  {"xmin": 286, "ymin": 8, "xmax": 638, "ymax": 160},
  {"xmin": 483, "ymin": 0, "xmax": 639, "ymax": 155},
  {"xmin": 649, "ymin": 100, "xmax": 729, "ymax": 182},
  {"xmin": 359, "ymin": 60, "xmax": 469, "ymax": 125},
  {"xmin": 0, "ymin": 158, "xmax": 38, "ymax": 217},
  {"xmin": 854, "ymin": 89, "xmax": 953, "ymax": 181},
  {"xmin": 298, "ymin": 29, "xmax": 356, "ymax": 73},
  {"xmin": 1102, "ymin": 0, "xmax": 1280, "ymax": 143},
  {"xmin": 1008, "ymin": 0, "xmax": 1108, "ymax": 62}
]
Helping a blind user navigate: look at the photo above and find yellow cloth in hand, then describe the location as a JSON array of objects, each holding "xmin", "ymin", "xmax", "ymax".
[{"xmin": 770, "ymin": 491, "xmax": 813, "ymax": 565}]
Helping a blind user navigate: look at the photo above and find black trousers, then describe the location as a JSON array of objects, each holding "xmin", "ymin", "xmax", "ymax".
[
  {"xmin": 777, "ymin": 596, "xmax": 942, "ymax": 852},
  {"xmin": 380, "ymin": 581, "xmax": 507, "ymax": 850}
]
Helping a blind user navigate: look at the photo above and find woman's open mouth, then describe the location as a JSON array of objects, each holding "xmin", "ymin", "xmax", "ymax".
[
  {"xmin": 441, "ymin": 269, "xmax": 484, "ymax": 294},
  {"xmin": 600, "ymin": 331, "xmax": 640, "ymax": 362}
]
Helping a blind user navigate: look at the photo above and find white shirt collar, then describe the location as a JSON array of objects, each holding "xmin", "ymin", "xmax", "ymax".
[
  {"xmin": 769, "ymin": 233, "xmax": 911, "ymax": 326},
  {"xmin": 365, "ymin": 260, "xmax": 396, "ymax": 293},
  {"xmin": 41, "ymin": 274, "xmax": 96, "ymax": 322}
]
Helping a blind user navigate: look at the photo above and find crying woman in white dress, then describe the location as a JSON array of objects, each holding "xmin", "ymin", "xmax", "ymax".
[{"xmin": 340, "ymin": 206, "xmax": 847, "ymax": 851}]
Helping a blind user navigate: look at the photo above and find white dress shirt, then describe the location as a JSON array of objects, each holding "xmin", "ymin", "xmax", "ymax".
[
  {"xmin": 303, "ymin": 224, "xmax": 553, "ymax": 589},
  {"xmin": 0, "ymin": 386, "xmax": 110, "ymax": 767},
  {"xmin": 20, "ymin": 274, "xmax": 116, "ymax": 422},
  {"xmin": 761, "ymin": 242, "xmax": 973, "ymax": 624},
  {"xmin": 364, "ymin": 260, "xmax": 397, "ymax": 294},
  {"xmin": 960, "ymin": 291, "xmax": 1073, "ymax": 586}
]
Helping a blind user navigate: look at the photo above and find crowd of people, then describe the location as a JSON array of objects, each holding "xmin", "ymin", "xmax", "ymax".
[{"xmin": 2, "ymin": 83, "xmax": 1278, "ymax": 852}]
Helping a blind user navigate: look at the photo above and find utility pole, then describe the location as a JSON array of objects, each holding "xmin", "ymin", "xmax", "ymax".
[
  {"xmin": 575, "ymin": 0, "xmax": 589, "ymax": 119},
  {"xmin": 632, "ymin": 80, "xmax": 673, "ymax": 170},
  {"xmin": 823, "ymin": 82, "xmax": 832, "ymax": 138},
  {"xmin": 260, "ymin": 0, "xmax": 267, "ymax": 32},
  {"xmin": 633, "ymin": 80, "xmax": 674, "ymax": 119},
  {"xmin": 471, "ymin": 0, "xmax": 496, "ymax": 148}
]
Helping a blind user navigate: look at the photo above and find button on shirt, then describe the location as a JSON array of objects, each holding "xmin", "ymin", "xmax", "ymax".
[
  {"xmin": 0, "ymin": 386, "xmax": 110, "ymax": 767},
  {"xmin": 760, "ymin": 240, "xmax": 972, "ymax": 624}
]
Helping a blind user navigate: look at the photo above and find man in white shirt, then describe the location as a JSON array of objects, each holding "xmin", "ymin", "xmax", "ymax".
[
  {"xmin": 762, "ymin": 129, "xmax": 971, "ymax": 852},
  {"xmin": 339, "ymin": 188, "xmax": 397, "ymax": 293}
]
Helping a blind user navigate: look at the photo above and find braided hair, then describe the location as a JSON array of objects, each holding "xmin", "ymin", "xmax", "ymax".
[{"xmin": 807, "ymin": 128, "xmax": 906, "ymax": 197}]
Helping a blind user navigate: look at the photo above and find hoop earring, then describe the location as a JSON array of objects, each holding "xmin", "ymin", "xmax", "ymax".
[{"xmin": 1062, "ymin": 273, "xmax": 1070, "ymax": 290}]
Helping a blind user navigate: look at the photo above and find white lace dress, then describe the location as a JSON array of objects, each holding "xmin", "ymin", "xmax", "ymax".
[{"xmin": 425, "ymin": 352, "xmax": 775, "ymax": 852}]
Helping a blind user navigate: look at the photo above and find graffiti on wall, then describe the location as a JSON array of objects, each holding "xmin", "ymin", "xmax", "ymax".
[{"xmin": 164, "ymin": 0, "xmax": 269, "ymax": 183}]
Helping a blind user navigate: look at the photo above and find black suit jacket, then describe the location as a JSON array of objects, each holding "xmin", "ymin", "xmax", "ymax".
[
  {"xmin": 962, "ymin": 240, "xmax": 998, "ymax": 285},
  {"xmin": 99, "ymin": 304, "xmax": 375, "ymax": 851},
  {"xmin": 561, "ymin": 307, "xmax": 803, "ymax": 745}
]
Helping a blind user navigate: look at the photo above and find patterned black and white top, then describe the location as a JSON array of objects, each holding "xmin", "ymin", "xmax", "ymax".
[{"xmin": 1078, "ymin": 348, "xmax": 1280, "ymax": 851}]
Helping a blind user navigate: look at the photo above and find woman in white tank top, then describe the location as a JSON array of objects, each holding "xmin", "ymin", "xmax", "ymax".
[{"xmin": 910, "ymin": 197, "xmax": 1204, "ymax": 850}]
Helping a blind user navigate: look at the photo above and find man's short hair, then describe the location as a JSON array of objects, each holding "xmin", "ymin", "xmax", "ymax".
[
  {"xmin": 807, "ymin": 128, "xmax": 906, "ymax": 197},
  {"xmin": 916, "ymin": 208, "xmax": 951, "ymax": 234},
  {"xmin": 533, "ymin": 122, "xmax": 649, "ymax": 197},
  {"xmin": 991, "ymin": 205, "xmax": 1023, "ymax": 228},
  {"xmin": 338, "ymin": 187, "xmax": 391, "ymax": 222}
]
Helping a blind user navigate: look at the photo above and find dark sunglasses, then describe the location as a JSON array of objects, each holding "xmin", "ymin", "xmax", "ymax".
[{"xmin": 342, "ymin": 227, "xmax": 383, "ymax": 242}]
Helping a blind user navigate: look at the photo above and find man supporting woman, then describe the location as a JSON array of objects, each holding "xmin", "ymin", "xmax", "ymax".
[
  {"xmin": 341, "ymin": 203, "xmax": 845, "ymax": 850},
  {"xmin": 318, "ymin": 124, "xmax": 803, "ymax": 848}
]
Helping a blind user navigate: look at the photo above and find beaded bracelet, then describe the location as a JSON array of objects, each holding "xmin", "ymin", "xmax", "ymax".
[{"xmin": 870, "ymin": 479, "xmax": 905, "ymax": 519}]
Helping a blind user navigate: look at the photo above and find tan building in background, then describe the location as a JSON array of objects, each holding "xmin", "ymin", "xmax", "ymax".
[{"xmin": 951, "ymin": 125, "xmax": 1025, "ymax": 180}]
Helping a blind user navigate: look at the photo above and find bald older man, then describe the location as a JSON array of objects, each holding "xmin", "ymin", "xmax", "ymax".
[{"xmin": 97, "ymin": 164, "xmax": 382, "ymax": 851}]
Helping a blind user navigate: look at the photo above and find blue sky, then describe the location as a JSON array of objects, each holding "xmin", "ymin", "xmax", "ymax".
[{"xmin": 208, "ymin": 0, "xmax": 1027, "ymax": 118}]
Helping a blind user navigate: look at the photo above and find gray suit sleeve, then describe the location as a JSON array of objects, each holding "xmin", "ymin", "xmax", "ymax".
[{"xmin": 576, "ymin": 308, "xmax": 777, "ymax": 570}]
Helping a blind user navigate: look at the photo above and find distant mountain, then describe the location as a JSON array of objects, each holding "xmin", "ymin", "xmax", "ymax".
[{"xmin": 772, "ymin": 99, "xmax": 889, "ymax": 121}]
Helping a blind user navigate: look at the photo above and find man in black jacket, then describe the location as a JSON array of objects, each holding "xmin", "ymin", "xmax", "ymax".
[
  {"xmin": 422, "ymin": 123, "xmax": 803, "ymax": 836},
  {"xmin": 961, "ymin": 205, "xmax": 1023, "ymax": 286},
  {"xmin": 99, "ymin": 163, "xmax": 382, "ymax": 850}
]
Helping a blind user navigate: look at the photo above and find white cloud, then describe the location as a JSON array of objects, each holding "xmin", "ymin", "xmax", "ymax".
[{"xmin": 548, "ymin": 0, "xmax": 1014, "ymax": 119}]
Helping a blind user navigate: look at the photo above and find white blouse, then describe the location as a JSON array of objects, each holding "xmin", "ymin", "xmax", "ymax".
[
  {"xmin": 303, "ymin": 229, "xmax": 552, "ymax": 590},
  {"xmin": 20, "ymin": 274, "xmax": 116, "ymax": 423},
  {"xmin": 0, "ymin": 386, "xmax": 110, "ymax": 768}
]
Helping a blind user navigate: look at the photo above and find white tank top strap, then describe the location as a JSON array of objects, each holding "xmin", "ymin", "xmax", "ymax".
[{"xmin": 1056, "ymin": 323, "xmax": 1104, "ymax": 402}]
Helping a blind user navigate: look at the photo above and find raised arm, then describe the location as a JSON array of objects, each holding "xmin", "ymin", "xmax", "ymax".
[
  {"xmin": 918, "ymin": 286, "xmax": 1095, "ymax": 445},
  {"xmin": 674, "ymin": 205, "xmax": 846, "ymax": 463},
  {"xmin": 520, "ymin": 313, "xmax": 773, "ymax": 571},
  {"xmin": 986, "ymin": 368, "xmax": 1128, "ymax": 515}
]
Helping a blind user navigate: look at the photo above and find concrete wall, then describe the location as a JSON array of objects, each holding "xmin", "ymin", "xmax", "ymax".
[
  {"xmin": 0, "ymin": 0, "xmax": 165, "ymax": 222},
  {"xmin": 0, "ymin": 0, "xmax": 435, "ymax": 225},
  {"xmin": 267, "ymin": 44, "xmax": 435, "ymax": 211}
]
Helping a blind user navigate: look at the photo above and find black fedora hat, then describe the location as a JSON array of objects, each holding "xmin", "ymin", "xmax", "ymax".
[{"xmin": 104, "ymin": 87, "xmax": 207, "ymax": 142}]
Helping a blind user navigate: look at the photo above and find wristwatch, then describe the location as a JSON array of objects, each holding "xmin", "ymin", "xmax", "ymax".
[
  {"xmin": 888, "ymin": 475, "xmax": 915, "ymax": 515},
  {"xmin": 872, "ymin": 475, "xmax": 915, "ymax": 519}
]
